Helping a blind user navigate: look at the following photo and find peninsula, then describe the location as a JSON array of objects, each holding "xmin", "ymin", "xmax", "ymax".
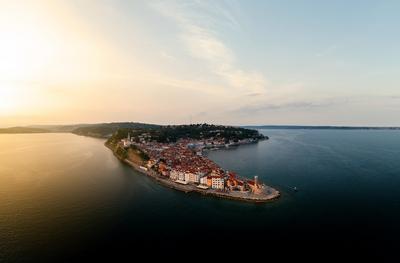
[{"xmin": 105, "ymin": 124, "xmax": 280, "ymax": 202}]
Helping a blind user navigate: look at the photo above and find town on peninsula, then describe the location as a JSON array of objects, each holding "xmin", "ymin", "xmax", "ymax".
[{"xmin": 105, "ymin": 124, "xmax": 280, "ymax": 202}]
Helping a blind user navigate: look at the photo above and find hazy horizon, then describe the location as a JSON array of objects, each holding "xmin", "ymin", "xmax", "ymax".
[
  {"xmin": 2, "ymin": 121, "xmax": 400, "ymax": 129},
  {"xmin": 1, "ymin": 0, "xmax": 400, "ymax": 127}
]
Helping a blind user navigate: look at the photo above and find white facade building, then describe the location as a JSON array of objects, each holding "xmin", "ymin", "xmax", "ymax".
[
  {"xmin": 211, "ymin": 176, "xmax": 225, "ymax": 190},
  {"xmin": 122, "ymin": 139, "xmax": 131, "ymax": 148},
  {"xmin": 178, "ymin": 172, "xmax": 185, "ymax": 181},
  {"xmin": 184, "ymin": 172, "xmax": 200, "ymax": 183}
]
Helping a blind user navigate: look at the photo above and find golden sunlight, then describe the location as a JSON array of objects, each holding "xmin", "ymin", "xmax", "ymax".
[
  {"xmin": 0, "ymin": 88, "xmax": 20, "ymax": 113},
  {"xmin": 0, "ymin": 1, "xmax": 123, "ymax": 121},
  {"xmin": 0, "ymin": 2, "xmax": 56, "ymax": 80}
]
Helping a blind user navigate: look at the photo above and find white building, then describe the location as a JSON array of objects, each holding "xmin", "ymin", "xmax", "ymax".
[
  {"xmin": 211, "ymin": 176, "xmax": 225, "ymax": 190},
  {"xmin": 170, "ymin": 170, "xmax": 179, "ymax": 180},
  {"xmin": 147, "ymin": 160, "xmax": 156, "ymax": 169},
  {"xmin": 178, "ymin": 172, "xmax": 185, "ymax": 181},
  {"xmin": 122, "ymin": 133, "xmax": 132, "ymax": 148},
  {"xmin": 184, "ymin": 172, "xmax": 200, "ymax": 183},
  {"xmin": 122, "ymin": 139, "xmax": 131, "ymax": 148}
]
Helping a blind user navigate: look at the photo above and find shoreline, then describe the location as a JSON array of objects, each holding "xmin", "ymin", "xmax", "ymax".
[{"xmin": 106, "ymin": 143, "xmax": 280, "ymax": 203}]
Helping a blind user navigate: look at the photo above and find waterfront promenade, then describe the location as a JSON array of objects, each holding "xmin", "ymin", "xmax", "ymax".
[{"xmin": 123, "ymin": 159, "xmax": 280, "ymax": 203}]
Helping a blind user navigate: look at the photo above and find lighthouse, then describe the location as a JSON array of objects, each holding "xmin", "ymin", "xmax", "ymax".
[{"xmin": 254, "ymin": 175, "xmax": 258, "ymax": 186}]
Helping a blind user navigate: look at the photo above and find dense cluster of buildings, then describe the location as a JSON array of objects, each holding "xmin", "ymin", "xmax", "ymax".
[{"xmin": 121, "ymin": 134, "xmax": 263, "ymax": 193}]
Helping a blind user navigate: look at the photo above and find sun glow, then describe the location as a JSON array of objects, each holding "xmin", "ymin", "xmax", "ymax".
[
  {"xmin": 0, "ymin": 1, "xmax": 122, "ymax": 121},
  {"xmin": 0, "ymin": 2, "xmax": 62, "ymax": 116},
  {"xmin": 0, "ymin": 88, "xmax": 20, "ymax": 113},
  {"xmin": 0, "ymin": 2, "xmax": 58, "ymax": 81}
]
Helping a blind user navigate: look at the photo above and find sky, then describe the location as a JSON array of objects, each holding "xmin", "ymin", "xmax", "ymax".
[{"xmin": 0, "ymin": 0, "xmax": 399, "ymax": 127}]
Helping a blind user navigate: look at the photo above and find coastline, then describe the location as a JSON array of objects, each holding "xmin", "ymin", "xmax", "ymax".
[{"xmin": 106, "ymin": 143, "xmax": 280, "ymax": 203}]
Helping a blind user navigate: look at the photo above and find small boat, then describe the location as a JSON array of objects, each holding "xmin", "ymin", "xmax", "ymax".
[{"xmin": 286, "ymin": 185, "xmax": 298, "ymax": 192}]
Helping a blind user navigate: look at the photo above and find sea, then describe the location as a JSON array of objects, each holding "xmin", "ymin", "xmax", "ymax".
[{"xmin": 0, "ymin": 130, "xmax": 399, "ymax": 261}]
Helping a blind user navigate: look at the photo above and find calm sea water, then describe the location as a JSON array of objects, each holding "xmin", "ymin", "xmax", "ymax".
[{"xmin": 0, "ymin": 130, "xmax": 399, "ymax": 261}]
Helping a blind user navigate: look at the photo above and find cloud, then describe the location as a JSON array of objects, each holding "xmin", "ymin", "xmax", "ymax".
[
  {"xmin": 230, "ymin": 101, "xmax": 328, "ymax": 115},
  {"xmin": 229, "ymin": 94, "xmax": 400, "ymax": 118},
  {"xmin": 150, "ymin": 0, "xmax": 268, "ymax": 95}
]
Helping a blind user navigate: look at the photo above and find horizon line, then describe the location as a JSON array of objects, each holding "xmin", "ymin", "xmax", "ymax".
[{"xmin": 1, "ymin": 122, "xmax": 400, "ymax": 129}]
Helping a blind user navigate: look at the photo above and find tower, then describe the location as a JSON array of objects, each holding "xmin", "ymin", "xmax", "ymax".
[
  {"xmin": 127, "ymin": 132, "xmax": 131, "ymax": 141},
  {"xmin": 254, "ymin": 175, "xmax": 258, "ymax": 186}
]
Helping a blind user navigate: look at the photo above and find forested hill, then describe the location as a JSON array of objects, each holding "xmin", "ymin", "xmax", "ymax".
[
  {"xmin": 106, "ymin": 124, "xmax": 266, "ymax": 146},
  {"xmin": 71, "ymin": 122, "xmax": 161, "ymax": 138},
  {"xmin": 0, "ymin": 123, "xmax": 267, "ymax": 139},
  {"xmin": 0, "ymin": 122, "xmax": 159, "ymax": 136}
]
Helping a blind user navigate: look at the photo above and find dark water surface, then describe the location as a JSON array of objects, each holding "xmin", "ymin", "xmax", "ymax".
[{"xmin": 0, "ymin": 130, "xmax": 399, "ymax": 261}]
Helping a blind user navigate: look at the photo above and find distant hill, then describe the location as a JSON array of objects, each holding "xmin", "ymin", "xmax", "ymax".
[
  {"xmin": 1, "ymin": 122, "xmax": 160, "ymax": 136},
  {"xmin": 0, "ymin": 127, "xmax": 51, "ymax": 134},
  {"xmin": 27, "ymin": 124, "xmax": 94, "ymax": 132},
  {"xmin": 244, "ymin": 125, "xmax": 400, "ymax": 130},
  {"xmin": 71, "ymin": 122, "xmax": 161, "ymax": 138},
  {"xmin": 4, "ymin": 123, "xmax": 398, "ymax": 136},
  {"xmin": 106, "ymin": 123, "xmax": 266, "ymax": 147}
]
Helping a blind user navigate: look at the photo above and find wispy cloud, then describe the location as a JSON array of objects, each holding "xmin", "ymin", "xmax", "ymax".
[
  {"xmin": 229, "ymin": 94, "xmax": 400, "ymax": 117},
  {"xmin": 230, "ymin": 101, "xmax": 329, "ymax": 116},
  {"xmin": 150, "ymin": 0, "xmax": 268, "ymax": 95}
]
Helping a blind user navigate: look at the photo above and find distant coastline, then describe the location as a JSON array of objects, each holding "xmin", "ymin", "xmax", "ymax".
[
  {"xmin": 243, "ymin": 125, "xmax": 400, "ymax": 130},
  {"xmin": 0, "ymin": 127, "xmax": 51, "ymax": 134},
  {"xmin": 1, "ymin": 123, "xmax": 399, "ymax": 135},
  {"xmin": 0, "ymin": 122, "xmax": 158, "ymax": 135}
]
